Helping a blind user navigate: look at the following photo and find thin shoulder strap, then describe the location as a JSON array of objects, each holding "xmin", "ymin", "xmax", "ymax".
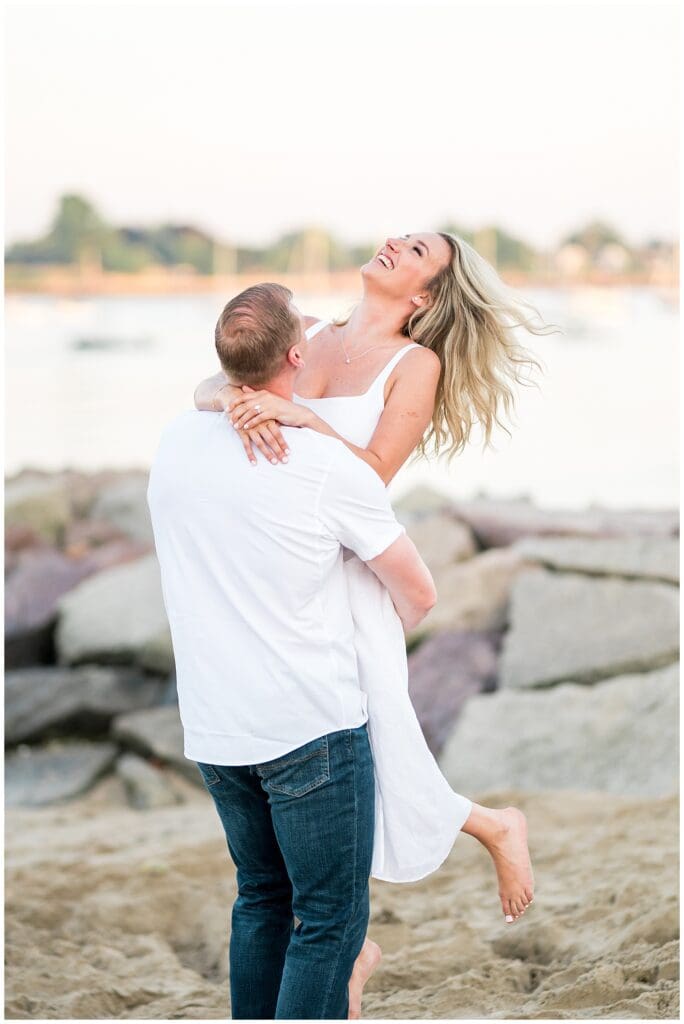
[
  {"xmin": 305, "ymin": 319, "xmax": 330, "ymax": 340},
  {"xmin": 373, "ymin": 342, "xmax": 421, "ymax": 392}
]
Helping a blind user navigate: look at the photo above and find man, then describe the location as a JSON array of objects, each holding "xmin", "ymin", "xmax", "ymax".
[{"xmin": 147, "ymin": 282, "xmax": 436, "ymax": 1020}]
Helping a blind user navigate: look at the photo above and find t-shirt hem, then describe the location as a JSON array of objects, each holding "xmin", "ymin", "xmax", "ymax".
[{"xmin": 183, "ymin": 708, "xmax": 369, "ymax": 766}]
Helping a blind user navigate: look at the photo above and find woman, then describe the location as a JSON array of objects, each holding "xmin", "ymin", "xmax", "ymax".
[{"xmin": 195, "ymin": 231, "xmax": 554, "ymax": 1018}]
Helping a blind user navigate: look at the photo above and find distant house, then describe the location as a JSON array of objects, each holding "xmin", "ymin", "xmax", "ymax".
[
  {"xmin": 555, "ymin": 243, "xmax": 590, "ymax": 278},
  {"xmin": 596, "ymin": 243, "xmax": 631, "ymax": 274}
]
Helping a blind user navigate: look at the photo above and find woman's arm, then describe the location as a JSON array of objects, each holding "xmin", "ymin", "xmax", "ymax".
[
  {"xmin": 194, "ymin": 371, "xmax": 237, "ymax": 411},
  {"xmin": 231, "ymin": 347, "xmax": 442, "ymax": 485}
]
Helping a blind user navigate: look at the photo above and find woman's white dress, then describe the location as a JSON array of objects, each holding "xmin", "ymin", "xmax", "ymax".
[{"xmin": 293, "ymin": 320, "xmax": 473, "ymax": 883}]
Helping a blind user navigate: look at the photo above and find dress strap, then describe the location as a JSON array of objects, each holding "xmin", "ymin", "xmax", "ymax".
[
  {"xmin": 305, "ymin": 319, "xmax": 330, "ymax": 340},
  {"xmin": 372, "ymin": 342, "xmax": 421, "ymax": 393}
]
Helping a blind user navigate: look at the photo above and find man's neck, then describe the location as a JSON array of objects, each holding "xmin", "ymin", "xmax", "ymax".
[{"xmin": 244, "ymin": 371, "xmax": 294, "ymax": 401}]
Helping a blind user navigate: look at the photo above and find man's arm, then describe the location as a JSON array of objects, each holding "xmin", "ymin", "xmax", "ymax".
[
  {"xmin": 317, "ymin": 445, "xmax": 436, "ymax": 632},
  {"xmin": 365, "ymin": 534, "xmax": 436, "ymax": 632}
]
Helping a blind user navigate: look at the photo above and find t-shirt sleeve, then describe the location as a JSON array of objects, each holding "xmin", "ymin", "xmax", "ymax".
[{"xmin": 317, "ymin": 444, "xmax": 406, "ymax": 562}]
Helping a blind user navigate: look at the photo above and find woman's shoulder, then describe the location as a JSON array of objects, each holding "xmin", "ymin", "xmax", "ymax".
[{"xmin": 397, "ymin": 343, "xmax": 441, "ymax": 376}]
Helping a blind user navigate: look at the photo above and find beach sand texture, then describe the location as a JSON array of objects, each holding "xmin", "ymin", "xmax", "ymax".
[{"xmin": 4, "ymin": 772, "xmax": 678, "ymax": 1020}]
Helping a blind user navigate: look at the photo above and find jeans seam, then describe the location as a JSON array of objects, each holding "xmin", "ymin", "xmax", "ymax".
[{"xmin": 320, "ymin": 728, "xmax": 357, "ymax": 1018}]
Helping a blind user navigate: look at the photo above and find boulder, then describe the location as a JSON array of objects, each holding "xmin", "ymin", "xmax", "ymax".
[
  {"xmin": 5, "ymin": 740, "xmax": 119, "ymax": 807},
  {"xmin": 55, "ymin": 554, "xmax": 173, "ymax": 672},
  {"xmin": 512, "ymin": 535, "xmax": 679, "ymax": 584},
  {"xmin": 4, "ymin": 666, "xmax": 166, "ymax": 745},
  {"xmin": 449, "ymin": 498, "xmax": 679, "ymax": 549},
  {"xmin": 90, "ymin": 474, "xmax": 154, "ymax": 545},
  {"xmin": 414, "ymin": 546, "xmax": 526, "ymax": 638},
  {"xmin": 110, "ymin": 705, "xmax": 202, "ymax": 786},
  {"xmin": 499, "ymin": 567, "xmax": 679, "ymax": 689},
  {"xmin": 5, "ymin": 549, "xmax": 94, "ymax": 667},
  {"xmin": 5, "ymin": 474, "xmax": 71, "ymax": 545},
  {"xmin": 5, "ymin": 542, "xmax": 148, "ymax": 668},
  {"xmin": 439, "ymin": 662, "xmax": 679, "ymax": 798},
  {"xmin": 116, "ymin": 753, "xmax": 184, "ymax": 809},
  {"xmin": 407, "ymin": 630, "xmax": 500, "ymax": 756},
  {"xmin": 393, "ymin": 486, "xmax": 453, "ymax": 521},
  {"xmin": 404, "ymin": 513, "xmax": 477, "ymax": 575}
]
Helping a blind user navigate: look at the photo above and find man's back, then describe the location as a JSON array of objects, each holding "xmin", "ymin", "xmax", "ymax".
[{"xmin": 147, "ymin": 410, "xmax": 404, "ymax": 765}]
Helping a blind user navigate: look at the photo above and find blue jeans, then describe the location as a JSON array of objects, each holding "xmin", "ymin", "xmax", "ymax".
[{"xmin": 196, "ymin": 721, "xmax": 375, "ymax": 1020}]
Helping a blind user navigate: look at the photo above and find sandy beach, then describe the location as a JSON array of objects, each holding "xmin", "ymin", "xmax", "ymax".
[{"xmin": 4, "ymin": 770, "xmax": 678, "ymax": 1020}]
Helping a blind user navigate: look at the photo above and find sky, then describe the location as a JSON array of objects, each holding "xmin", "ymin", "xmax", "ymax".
[{"xmin": 5, "ymin": 1, "xmax": 680, "ymax": 250}]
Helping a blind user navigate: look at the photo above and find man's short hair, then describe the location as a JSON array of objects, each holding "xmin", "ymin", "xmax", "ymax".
[{"xmin": 214, "ymin": 282, "xmax": 301, "ymax": 387}]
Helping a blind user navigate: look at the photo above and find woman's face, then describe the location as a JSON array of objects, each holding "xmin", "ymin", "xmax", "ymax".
[{"xmin": 361, "ymin": 231, "xmax": 452, "ymax": 303}]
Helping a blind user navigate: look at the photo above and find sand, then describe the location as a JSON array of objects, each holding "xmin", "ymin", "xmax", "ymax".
[{"xmin": 4, "ymin": 774, "xmax": 679, "ymax": 1020}]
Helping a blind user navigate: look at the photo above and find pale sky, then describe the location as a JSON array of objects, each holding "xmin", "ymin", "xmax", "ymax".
[{"xmin": 5, "ymin": 1, "xmax": 680, "ymax": 249}]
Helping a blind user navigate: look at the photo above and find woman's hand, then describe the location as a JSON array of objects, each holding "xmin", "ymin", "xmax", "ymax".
[
  {"xmin": 235, "ymin": 420, "xmax": 290, "ymax": 466},
  {"xmin": 228, "ymin": 386, "xmax": 314, "ymax": 431}
]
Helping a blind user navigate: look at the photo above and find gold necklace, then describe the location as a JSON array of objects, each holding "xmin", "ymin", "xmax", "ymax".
[{"xmin": 338, "ymin": 323, "xmax": 393, "ymax": 364}]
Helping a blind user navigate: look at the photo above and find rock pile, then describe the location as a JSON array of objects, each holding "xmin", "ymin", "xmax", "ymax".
[{"xmin": 4, "ymin": 470, "xmax": 679, "ymax": 808}]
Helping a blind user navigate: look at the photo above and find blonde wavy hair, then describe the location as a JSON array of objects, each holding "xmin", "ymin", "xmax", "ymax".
[{"xmin": 331, "ymin": 232, "xmax": 561, "ymax": 463}]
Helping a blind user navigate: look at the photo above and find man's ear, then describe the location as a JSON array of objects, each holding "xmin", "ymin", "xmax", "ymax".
[{"xmin": 288, "ymin": 345, "xmax": 305, "ymax": 368}]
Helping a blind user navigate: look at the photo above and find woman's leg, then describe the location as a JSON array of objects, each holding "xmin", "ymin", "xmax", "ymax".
[{"xmin": 461, "ymin": 802, "xmax": 535, "ymax": 921}]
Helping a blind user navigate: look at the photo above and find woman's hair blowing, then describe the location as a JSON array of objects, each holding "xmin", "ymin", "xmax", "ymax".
[{"xmin": 333, "ymin": 232, "xmax": 560, "ymax": 463}]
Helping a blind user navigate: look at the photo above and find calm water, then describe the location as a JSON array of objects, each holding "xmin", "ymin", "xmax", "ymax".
[{"xmin": 5, "ymin": 287, "xmax": 679, "ymax": 509}]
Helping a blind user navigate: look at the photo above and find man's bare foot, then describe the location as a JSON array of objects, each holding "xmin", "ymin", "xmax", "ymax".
[
  {"xmin": 348, "ymin": 937, "xmax": 382, "ymax": 1019},
  {"xmin": 461, "ymin": 803, "xmax": 535, "ymax": 923}
]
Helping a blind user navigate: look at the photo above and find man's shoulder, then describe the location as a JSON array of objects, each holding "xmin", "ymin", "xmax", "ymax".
[{"xmin": 157, "ymin": 408, "xmax": 217, "ymax": 442}]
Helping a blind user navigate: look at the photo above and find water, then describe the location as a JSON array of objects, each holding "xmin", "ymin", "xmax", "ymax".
[{"xmin": 5, "ymin": 287, "xmax": 679, "ymax": 509}]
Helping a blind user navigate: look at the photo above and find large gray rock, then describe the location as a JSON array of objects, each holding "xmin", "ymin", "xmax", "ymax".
[
  {"xmin": 415, "ymin": 547, "xmax": 526, "ymax": 637},
  {"xmin": 116, "ymin": 752, "xmax": 184, "ymax": 809},
  {"xmin": 5, "ymin": 666, "xmax": 166, "ymax": 745},
  {"xmin": 5, "ymin": 474, "xmax": 72, "ymax": 545},
  {"xmin": 405, "ymin": 513, "xmax": 477, "ymax": 575},
  {"xmin": 55, "ymin": 554, "xmax": 173, "ymax": 672},
  {"xmin": 110, "ymin": 705, "xmax": 201, "ymax": 786},
  {"xmin": 499, "ymin": 567, "xmax": 679, "ymax": 689},
  {"xmin": 90, "ymin": 474, "xmax": 154, "ymax": 545},
  {"xmin": 449, "ymin": 498, "xmax": 679, "ymax": 549},
  {"xmin": 5, "ymin": 542, "xmax": 146, "ymax": 668},
  {"xmin": 512, "ymin": 535, "xmax": 679, "ymax": 584},
  {"xmin": 394, "ymin": 486, "xmax": 453, "ymax": 522},
  {"xmin": 5, "ymin": 740, "xmax": 119, "ymax": 807},
  {"xmin": 440, "ymin": 661, "xmax": 679, "ymax": 797},
  {"xmin": 407, "ymin": 630, "xmax": 499, "ymax": 756}
]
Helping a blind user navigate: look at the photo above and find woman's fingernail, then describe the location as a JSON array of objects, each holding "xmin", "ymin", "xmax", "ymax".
[
  {"xmin": 285, "ymin": 449, "xmax": 290, "ymax": 455},
  {"xmin": 271, "ymin": 458, "xmax": 277, "ymax": 465},
  {"xmin": 282, "ymin": 457, "xmax": 289, "ymax": 463}
]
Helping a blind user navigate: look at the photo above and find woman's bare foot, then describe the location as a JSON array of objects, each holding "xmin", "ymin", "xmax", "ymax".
[
  {"xmin": 348, "ymin": 937, "xmax": 382, "ymax": 1019},
  {"xmin": 461, "ymin": 803, "xmax": 535, "ymax": 923}
]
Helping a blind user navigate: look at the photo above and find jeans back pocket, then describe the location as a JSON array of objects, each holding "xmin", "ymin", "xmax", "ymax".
[{"xmin": 256, "ymin": 734, "xmax": 330, "ymax": 798}]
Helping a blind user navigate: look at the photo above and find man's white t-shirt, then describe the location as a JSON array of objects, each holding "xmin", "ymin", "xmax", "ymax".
[{"xmin": 147, "ymin": 410, "xmax": 405, "ymax": 765}]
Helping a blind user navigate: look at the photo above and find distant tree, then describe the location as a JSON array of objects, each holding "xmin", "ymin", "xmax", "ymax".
[
  {"xmin": 49, "ymin": 194, "xmax": 108, "ymax": 264},
  {"xmin": 148, "ymin": 224, "xmax": 215, "ymax": 273},
  {"xmin": 562, "ymin": 220, "xmax": 625, "ymax": 259}
]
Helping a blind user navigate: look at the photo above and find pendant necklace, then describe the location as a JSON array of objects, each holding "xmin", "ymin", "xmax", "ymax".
[{"xmin": 338, "ymin": 323, "xmax": 392, "ymax": 364}]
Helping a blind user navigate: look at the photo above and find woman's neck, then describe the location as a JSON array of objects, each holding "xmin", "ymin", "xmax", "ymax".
[{"xmin": 344, "ymin": 295, "xmax": 409, "ymax": 346}]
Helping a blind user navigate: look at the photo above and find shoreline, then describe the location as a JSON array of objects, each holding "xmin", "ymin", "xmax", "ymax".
[{"xmin": 5, "ymin": 266, "xmax": 679, "ymax": 298}]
